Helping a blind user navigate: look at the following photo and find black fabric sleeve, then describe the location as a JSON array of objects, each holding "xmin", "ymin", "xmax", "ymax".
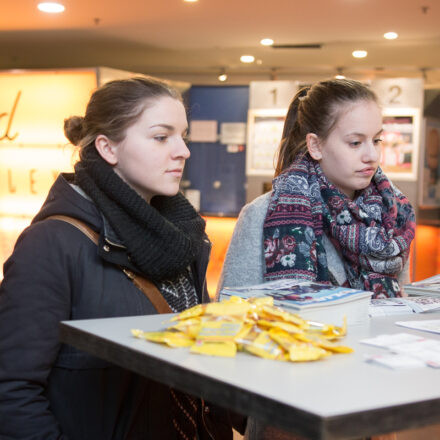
[{"xmin": 0, "ymin": 222, "xmax": 72, "ymax": 440}]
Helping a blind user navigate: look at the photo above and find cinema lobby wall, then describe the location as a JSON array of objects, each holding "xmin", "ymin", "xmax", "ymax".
[{"xmin": 0, "ymin": 68, "xmax": 439, "ymax": 296}]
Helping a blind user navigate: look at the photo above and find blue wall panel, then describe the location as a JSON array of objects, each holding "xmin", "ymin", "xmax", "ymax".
[{"xmin": 185, "ymin": 86, "xmax": 249, "ymax": 216}]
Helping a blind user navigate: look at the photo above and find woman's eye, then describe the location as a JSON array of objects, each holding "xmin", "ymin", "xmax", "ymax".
[
  {"xmin": 349, "ymin": 141, "xmax": 361, "ymax": 147},
  {"xmin": 373, "ymin": 138, "xmax": 383, "ymax": 145},
  {"xmin": 154, "ymin": 135, "xmax": 167, "ymax": 142}
]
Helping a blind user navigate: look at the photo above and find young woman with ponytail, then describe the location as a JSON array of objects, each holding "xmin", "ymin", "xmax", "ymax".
[{"xmin": 218, "ymin": 78, "xmax": 415, "ymax": 440}]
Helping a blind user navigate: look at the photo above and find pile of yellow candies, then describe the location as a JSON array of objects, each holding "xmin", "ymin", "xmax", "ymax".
[{"xmin": 131, "ymin": 296, "xmax": 353, "ymax": 362}]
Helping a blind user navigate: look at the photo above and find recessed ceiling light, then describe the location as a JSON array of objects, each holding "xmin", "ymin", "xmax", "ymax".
[
  {"xmin": 335, "ymin": 74, "xmax": 346, "ymax": 79},
  {"xmin": 384, "ymin": 32, "xmax": 398, "ymax": 40},
  {"xmin": 184, "ymin": 0, "xmax": 198, "ymax": 2},
  {"xmin": 260, "ymin": 38, "xmax": 274, "ymax": 46},
  {"xmin": 352, "ymin": 50, "xmax": 367, "ymax": 59},
  {"xmin": 37, "ymin": 2, "xmax": 65, "ymax": 13},
  {"xmin": 240, "ymin": 55, "xmax": 255, "ymax": 63}
]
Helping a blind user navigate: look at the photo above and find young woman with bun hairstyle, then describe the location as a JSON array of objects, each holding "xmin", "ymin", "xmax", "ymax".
[
  {"xmin": 218, "ymin": 79, "xmax": 415, "ymax": 439},
  {"xmin": 0, "ymin": 77, "xmax": 244, "ymax": 440}
]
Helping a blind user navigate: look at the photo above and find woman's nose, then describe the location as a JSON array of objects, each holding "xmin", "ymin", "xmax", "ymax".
[
  {"xmin": 174, "ymin": 137, "xmax": 191, "ymax": 159},
  {"xmin": 363, "ymin": 141, "xmax": 380, "ymax": 162}
]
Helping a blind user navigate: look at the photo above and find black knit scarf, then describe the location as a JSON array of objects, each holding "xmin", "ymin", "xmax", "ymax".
[{"xmin": 74, "ymin": 149, "xmax": 206, "ymax": 282}]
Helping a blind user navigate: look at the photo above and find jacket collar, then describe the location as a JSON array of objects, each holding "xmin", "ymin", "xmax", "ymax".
[
  {"xmin": 70, "ymin": 179, "xmax": 126, "ymax": 249},
  {"xmin": 101, "ymin": 214, "xmax": 126, "ymax": 249}
]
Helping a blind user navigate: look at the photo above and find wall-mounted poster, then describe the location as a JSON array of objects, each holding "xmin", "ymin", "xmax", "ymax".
[
  {"xmin": 380, "ymin": 107, "xmax": 420, "ymax": 181},
  {"xmin": 246, "ymin": 108, "xmax": 287, "ymax": 176},
  {"xmin": 420, "ymin": 118, "xmax": 440, "ymax": 208}
]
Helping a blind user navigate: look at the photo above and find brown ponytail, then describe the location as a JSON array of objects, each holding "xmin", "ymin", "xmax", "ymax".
[{"xmin": 274, "ymin": 87, "xmax": 310, "ymax": 176}]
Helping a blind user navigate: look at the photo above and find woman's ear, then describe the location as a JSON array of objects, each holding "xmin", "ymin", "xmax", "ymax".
[
  {"xmin": 95, "ymin": 135, "xmax": 118, "ymax": 165},
  {"xmin": 306, "ymin": 133, "xmax": 323, "ymax": 160}
]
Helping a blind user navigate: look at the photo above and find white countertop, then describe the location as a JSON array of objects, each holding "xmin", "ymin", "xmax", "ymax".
[{"xmin": 60, "ymin": 312, "xmax": 440, "ymax": 439}]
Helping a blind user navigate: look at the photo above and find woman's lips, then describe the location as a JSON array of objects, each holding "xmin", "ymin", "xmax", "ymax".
[
  {"xmin": 166, "ymin": 169, "xmax": 183, "ymax": 177},
  {"xmin": 357, "ymin": 167, "xmax": 376, "ymax": 176}
]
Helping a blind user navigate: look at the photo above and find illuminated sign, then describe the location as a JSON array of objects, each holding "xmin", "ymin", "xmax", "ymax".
[
  {"xmin": 0, "ymin": 69, "xmax": 98, "ymax": 276},
  {"xmin": 0, "ymin": 70, "xmax": 97, "ymax": 215},
  {"xmin": 0, "ymin": 91, "xmax": 20, "ymax": 141}
]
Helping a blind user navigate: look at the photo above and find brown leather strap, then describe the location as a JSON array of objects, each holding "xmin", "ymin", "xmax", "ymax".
[
  {"xmin": 46, "ymin": 215, "xmax": 173, "ymax": 314},
  {"xmin": 48, "ymin": 215, "xmax": 100, "ymax": 244},
  {"xmin": 119, "ymin": 267, "xmax": 173, "ymax": 314}
]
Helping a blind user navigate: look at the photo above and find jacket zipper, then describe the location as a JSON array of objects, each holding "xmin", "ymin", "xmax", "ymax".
[
  {"xmin": 104, "ymin": 236, "xmax": 126, "ymax": 249},
  {"xmin": 200, "ymin": 399, "xmax": 215, "ymax": 440}
]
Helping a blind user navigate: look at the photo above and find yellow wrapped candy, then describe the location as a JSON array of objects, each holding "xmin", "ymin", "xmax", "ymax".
[
  {"xmin": 289, "ymin": 343, "xmax": 330, "ymax": 362},
  {"xmin": 190, "ymin": 340, "xmax": 237, "ymax": 357},
  {"xmin": 269, "ymin": 329, "xmax": 330, "ymax": 361},
  {"xmin": 131, "ymin": 329, "xmax": 193, "ymax": 347},
  {"xmin": 171, "ymin": 304, "xmax": 204, "ymax": 322},
  {"xmin": 268, "ymin": 328, "xmax": 298, "ymax": 351},
  {"xmin": 307, "ymin": 317, "xmax": 347, "ymax": 339},
  {"xmin": 167, "ymin": 318, "xmax": 202, "ymax": 338},
  {"xmin": 247, "ymin": 296, "xmax": 274, "ymax": 307},
  {"xmin": 234, "ymin": 322, "xmax": 253, "ymax": 341},
  {"xmin": 259, "ymin": 305, "xmax": 308, "ymax": 328},
  {"xmin": 315, "ymin": 340, "xmax": 353, "ymax": 353},
  {"xmin": 243, "ymin": 330, "xmax": 286, "ymax": 360},
  {"xmin": 196, "ymin": 320, "xmax": 243, "ymax": 342},
  {"xmin": 131, "ymin": 296, "xmax": 353, "ymax": 363},
  {"xmin": 257, "ymin": 319, "xmax": 303, "ymax": 334},
  {"xmin": 293, "ymin": 332, "xmax": 353, "ymax": 353},
  {"xmin": 204, "ymin": 301, "xmax": 251, "ymax": 318}
]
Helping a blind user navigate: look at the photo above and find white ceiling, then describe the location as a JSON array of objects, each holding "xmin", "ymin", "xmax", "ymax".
[{"xmin": 2, "ymin": 0, "xmax": 440, "ymax": 84}]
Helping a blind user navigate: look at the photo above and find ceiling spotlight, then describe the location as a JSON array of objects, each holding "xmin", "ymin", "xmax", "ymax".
[
  {"xmin": 260, "ymin": 38, "xmax": 274, "ymax": 46},
  {"xmin": 335, "ymin": 68, "xmax": 345, "ymax": 79},
  {"xmin": 184, "ymin": 0, "xmax": 198, "ymax": 2},
  {"xmin": 37, "ymin": 2, "xmax": 65, "ymax": 13},
  {"xmin": 352, "ymin": 50, "xmax": 367, "ymax": 59},
  {"xmin": 218, "ymin": 69, "xmax": 228, "ymax": 82},
  {"xmin": 384, "ymin": 31, "xmax": 398, "ymax": 40},
  {"xmin": 240, "ymin": 55, "xmax": 255, "ymax": 63}
]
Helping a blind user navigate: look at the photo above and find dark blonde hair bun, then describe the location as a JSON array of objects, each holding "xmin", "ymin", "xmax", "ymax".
[{"xmin": 64, "ymin": 116, "xmax": 85, "ymax": 146}]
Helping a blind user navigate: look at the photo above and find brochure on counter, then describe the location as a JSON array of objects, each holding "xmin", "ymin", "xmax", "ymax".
[
  {"xmin": 361, "ymin": 332, "xmax": 440, "ymax": 369},
  {"xmin": 395, "ymin": 319, "xmax": 440, "ymax": 335},
  {"xmin": 220, "ymin": 279, "xmax": 372, "ymax": 325},
  {"xmin": 404, "ymin": 274, "xmax": 440, "ymax": 296},
  {"xmin": 369, "ymin": 296, "xmax": 440, "ymax": 317}
]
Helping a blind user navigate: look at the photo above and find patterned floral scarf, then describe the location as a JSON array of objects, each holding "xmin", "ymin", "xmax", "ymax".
[{"xmin": 263, "ymin": 154, "xmax": 416, "ymax": 298}]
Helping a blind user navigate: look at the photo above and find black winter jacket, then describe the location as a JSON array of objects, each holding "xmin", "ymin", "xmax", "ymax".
[{"xmin": 0, "ymin": 174, "xmax": 240, "ymax": 440}]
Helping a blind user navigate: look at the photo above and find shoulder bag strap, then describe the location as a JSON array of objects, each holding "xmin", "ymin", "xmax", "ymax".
[{"xmin": 46, "ymin": 215, "xmax": 173, "ymax": 314}]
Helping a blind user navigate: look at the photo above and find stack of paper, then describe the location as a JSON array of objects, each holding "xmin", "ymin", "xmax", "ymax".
[
  {"xmin": 220, "ymin": 279, "xmax": 372, "ymax": 325},
  {"xmin": 404, "ymin": 274, "xmax": 440, "ymax": 296}
]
